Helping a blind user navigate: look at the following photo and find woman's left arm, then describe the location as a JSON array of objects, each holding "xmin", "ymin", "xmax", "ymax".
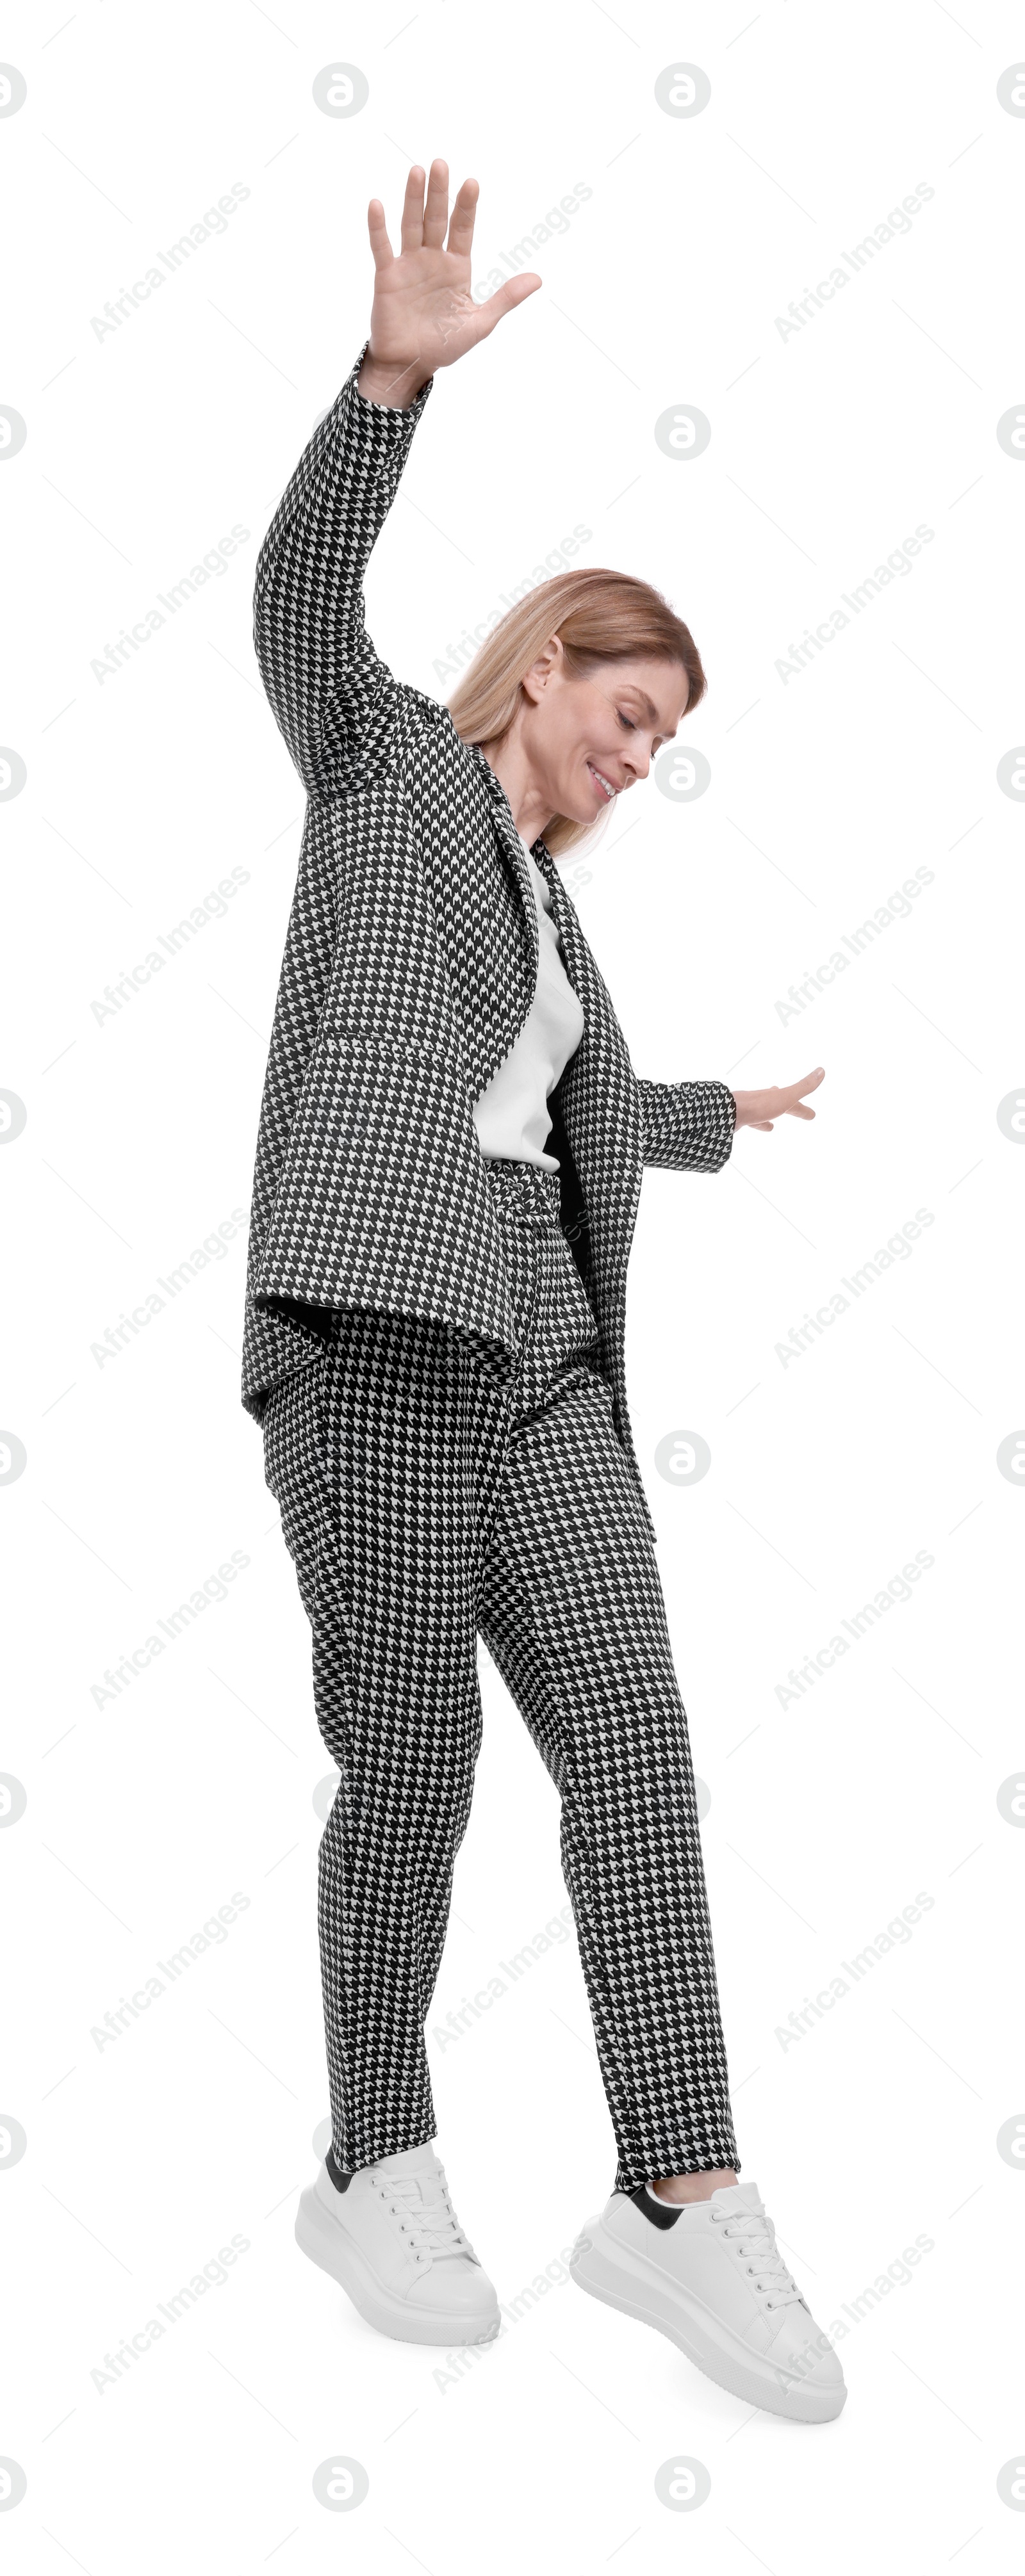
[
  {"xmin": 639, "ymin": 1079, "xmax": 736, "ymax": 1172},
  {"xmin": 639, "ymin": 1065, "xmax": 824, "ymax": 1169}
]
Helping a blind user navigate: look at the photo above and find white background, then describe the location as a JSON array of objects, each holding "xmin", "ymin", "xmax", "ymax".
[{"xmin": 2, "ymin": 0, "xmax": 1022, "ymax": 2566}]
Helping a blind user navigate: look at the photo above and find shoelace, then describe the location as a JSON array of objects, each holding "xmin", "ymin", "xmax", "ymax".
[
  {"xmin": 375, "ymin": 2163, "xmax": 475, "ymax": 2265},
  {"xmin": 711, "ymin": 2205, "xmax": 805, "ymax": 2310}
]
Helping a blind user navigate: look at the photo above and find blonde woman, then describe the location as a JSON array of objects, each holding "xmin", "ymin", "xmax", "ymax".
[{"xmin": 243, "ymin": 160, "xmax": 840, "ymax": 2423}]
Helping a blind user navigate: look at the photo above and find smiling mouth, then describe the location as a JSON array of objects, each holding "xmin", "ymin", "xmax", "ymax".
[{"xmin": 587, "ymin": 761, "xmax": 617, "ymax": 802}]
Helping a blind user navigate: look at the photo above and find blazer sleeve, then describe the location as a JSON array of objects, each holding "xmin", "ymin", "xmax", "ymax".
[
  {"xmin": 253, "ymin": 337, "xmax": 434, "ymax": 800},
  {"xmin": 639, "ymin": 1078, "xmax": 736, "ymax": 1172}
]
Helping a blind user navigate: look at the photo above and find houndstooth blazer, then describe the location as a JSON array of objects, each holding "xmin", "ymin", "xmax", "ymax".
[{"xmin": 240, "ymin": 341, "xmax": 735, "ymax": 1544}]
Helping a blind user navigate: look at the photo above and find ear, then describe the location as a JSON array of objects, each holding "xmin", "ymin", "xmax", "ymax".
[{"xmin": 520, "ymin": 633, "xmax": 564, "ymax": 705}]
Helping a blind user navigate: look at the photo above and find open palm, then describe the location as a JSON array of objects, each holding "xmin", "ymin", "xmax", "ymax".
[{"xmin": 363, "ymin": 159, "xmax": 541, "ymax": 398}]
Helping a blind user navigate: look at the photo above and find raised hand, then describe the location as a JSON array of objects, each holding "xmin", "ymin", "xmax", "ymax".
[
  {"xmin": 732, "ymin": 1066, "xmax": 825, "ymax": 1133},
  {"xmin": 357, "ymin": 159, "xmax": 541, "ymax": 408}
]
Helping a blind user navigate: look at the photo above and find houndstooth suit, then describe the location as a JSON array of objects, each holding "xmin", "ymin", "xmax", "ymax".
[
  {"xmin": 245, "ymin": 345, "xmax": 741, "ymax": 2192},
  {"xmin": 263, "ymin": 1155, "xmax": 741, "ymax": 2192},
  {"xmin": 240, "ymin": 341, "xmax": 735, "ymax": 1547}
]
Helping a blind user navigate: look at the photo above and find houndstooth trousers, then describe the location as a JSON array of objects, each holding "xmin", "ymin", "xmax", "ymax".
[{"xmin": 262, "ymin": 1156, "xmax": 740, "ymax": 2195}]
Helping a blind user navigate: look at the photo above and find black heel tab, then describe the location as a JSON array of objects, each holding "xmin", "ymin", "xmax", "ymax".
[{"xmin": 627, "ymin": 2181, "xmax": 682, "ymax": 2230}]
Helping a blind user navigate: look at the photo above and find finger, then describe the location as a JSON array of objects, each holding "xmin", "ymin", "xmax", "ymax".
[
  {"xmin": 366, "ymin": 197, "xmax": 394, "ymax": 271},
  {"xmin": 776, "ymin": 1073, "xmax": 821, "ymax": 1111},
  {"xmin": 446, "ymin": 174, "xmax": 479, "ymax": 259},
  {"xmin": 422, "ymin": 156, "xmax": 450, "ymax": 248},
  {"xmin": 752, "ymin": 1120, "xmax": 775, "ymax": 1131},
  {"xmin": 786, "ymin": 1104, "xmax": 816, "ymax": 1119},
  {"xmin": 400, "ymin": 163, "xmax": 426, "ymax": 252},
  {"xmin": 793, "ymin": 1065, "xmax": 826, "ymax": 1097},
  {"xmin": 473, "ymin": 271, "xmax": 542, "ymax": 334}
]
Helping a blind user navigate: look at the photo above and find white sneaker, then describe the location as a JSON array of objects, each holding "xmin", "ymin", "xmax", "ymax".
[
  {"xmin": 295, "ymin": 2142, "xmax": 501, "ymax": 2347},
  {"xmin": 570, "ymin": 2178, "xmax": 847, "ymax": 2422}
]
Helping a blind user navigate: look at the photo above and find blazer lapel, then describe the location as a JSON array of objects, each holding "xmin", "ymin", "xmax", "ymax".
[
  {"xmin": 457, "ymin": 752, "xmax": 643, "ymax": 1279},
  {"xmin": 531, "ymin": 835, "xmax": 644, "ymax": 1290},
  {"xmin": 530, "ymin": 838, "xmax": 591, "ymax": 1017},
  {"xmin": 464, "ymin": 741, "xmax": 538, "ymax": 967}
]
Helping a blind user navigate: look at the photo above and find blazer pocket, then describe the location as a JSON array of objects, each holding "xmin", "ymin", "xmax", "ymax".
[
  {"xmin": 320, "ymin": 1022, "xmax": 458, "ymax": 1080},
  {"xmin": 252, "ymin": 1018, "xmax": 518, "ymax": 1361}
]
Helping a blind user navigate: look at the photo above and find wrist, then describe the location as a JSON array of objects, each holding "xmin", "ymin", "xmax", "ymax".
[{"xmin": 357, "ymin": 351, "xmax": 427, "ymax": 410}]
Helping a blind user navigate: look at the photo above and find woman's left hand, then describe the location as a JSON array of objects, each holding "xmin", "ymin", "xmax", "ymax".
[{"xmin": 732, "ymin": 1065, "xmax": 825, "ymax": 1132}]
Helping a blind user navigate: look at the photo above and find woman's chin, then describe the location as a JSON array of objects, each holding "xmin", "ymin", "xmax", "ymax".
[{"xmin": 566, "ymin": 789, "xmax": 614, "ymax": 825}]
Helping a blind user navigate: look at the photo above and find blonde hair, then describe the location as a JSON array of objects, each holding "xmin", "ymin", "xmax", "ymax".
[{"xmin": 447, "ymin": 567, "xmax": 706, "ymax": 855}]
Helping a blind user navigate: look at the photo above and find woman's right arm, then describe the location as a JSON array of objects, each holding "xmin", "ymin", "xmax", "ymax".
[
  {"xmin": 254, "ymin": 161, "xmax": 539, "ymax": 802},
  {"xmin": 253, "ymin": 355, "xmax": 434, "ymax": 799}
]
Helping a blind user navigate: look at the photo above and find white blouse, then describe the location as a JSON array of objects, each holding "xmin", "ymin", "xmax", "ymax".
[{"xmin": 472, "ymin": 836, "xmax": 585, "ymax": 1174}]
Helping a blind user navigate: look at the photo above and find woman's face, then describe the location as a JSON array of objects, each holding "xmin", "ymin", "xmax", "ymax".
[{"xmin": 518, "ymin": 644, "xmax": 691, "ymax": 826}]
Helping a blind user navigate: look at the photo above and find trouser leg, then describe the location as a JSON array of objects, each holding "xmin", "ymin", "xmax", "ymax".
[
  {"xmin": 475, "ymin": 1233, "xmax": 739, "ymax": 2195},
  {"xmin": 262, "ymin": 1311, "xmax": 509, "ymax": 2173}
]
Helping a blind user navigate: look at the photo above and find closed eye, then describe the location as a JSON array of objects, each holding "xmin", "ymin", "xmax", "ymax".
[{"xmin": 618, "ymin": 711, "xmax": 637, "ymax": 730}]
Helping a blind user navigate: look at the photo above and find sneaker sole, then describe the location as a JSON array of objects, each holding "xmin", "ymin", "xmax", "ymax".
[
  {"xmin": 569, "ymin": 2213, "xmax": 846, "ymax": 2424},
  {"xmin": 295, "ymin": 2182, "xmax": 502, "ymax": 2349}
]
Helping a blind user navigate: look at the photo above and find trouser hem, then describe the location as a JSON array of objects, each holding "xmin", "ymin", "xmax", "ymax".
[{"xmin": 612, "ymin": 2147, "xmax": 741, "ymax": 2196}]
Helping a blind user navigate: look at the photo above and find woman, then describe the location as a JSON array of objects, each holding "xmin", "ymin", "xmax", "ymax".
[{"xmin": 242, "ymin": 161, "xmax": 842, "ymax": 2425}]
